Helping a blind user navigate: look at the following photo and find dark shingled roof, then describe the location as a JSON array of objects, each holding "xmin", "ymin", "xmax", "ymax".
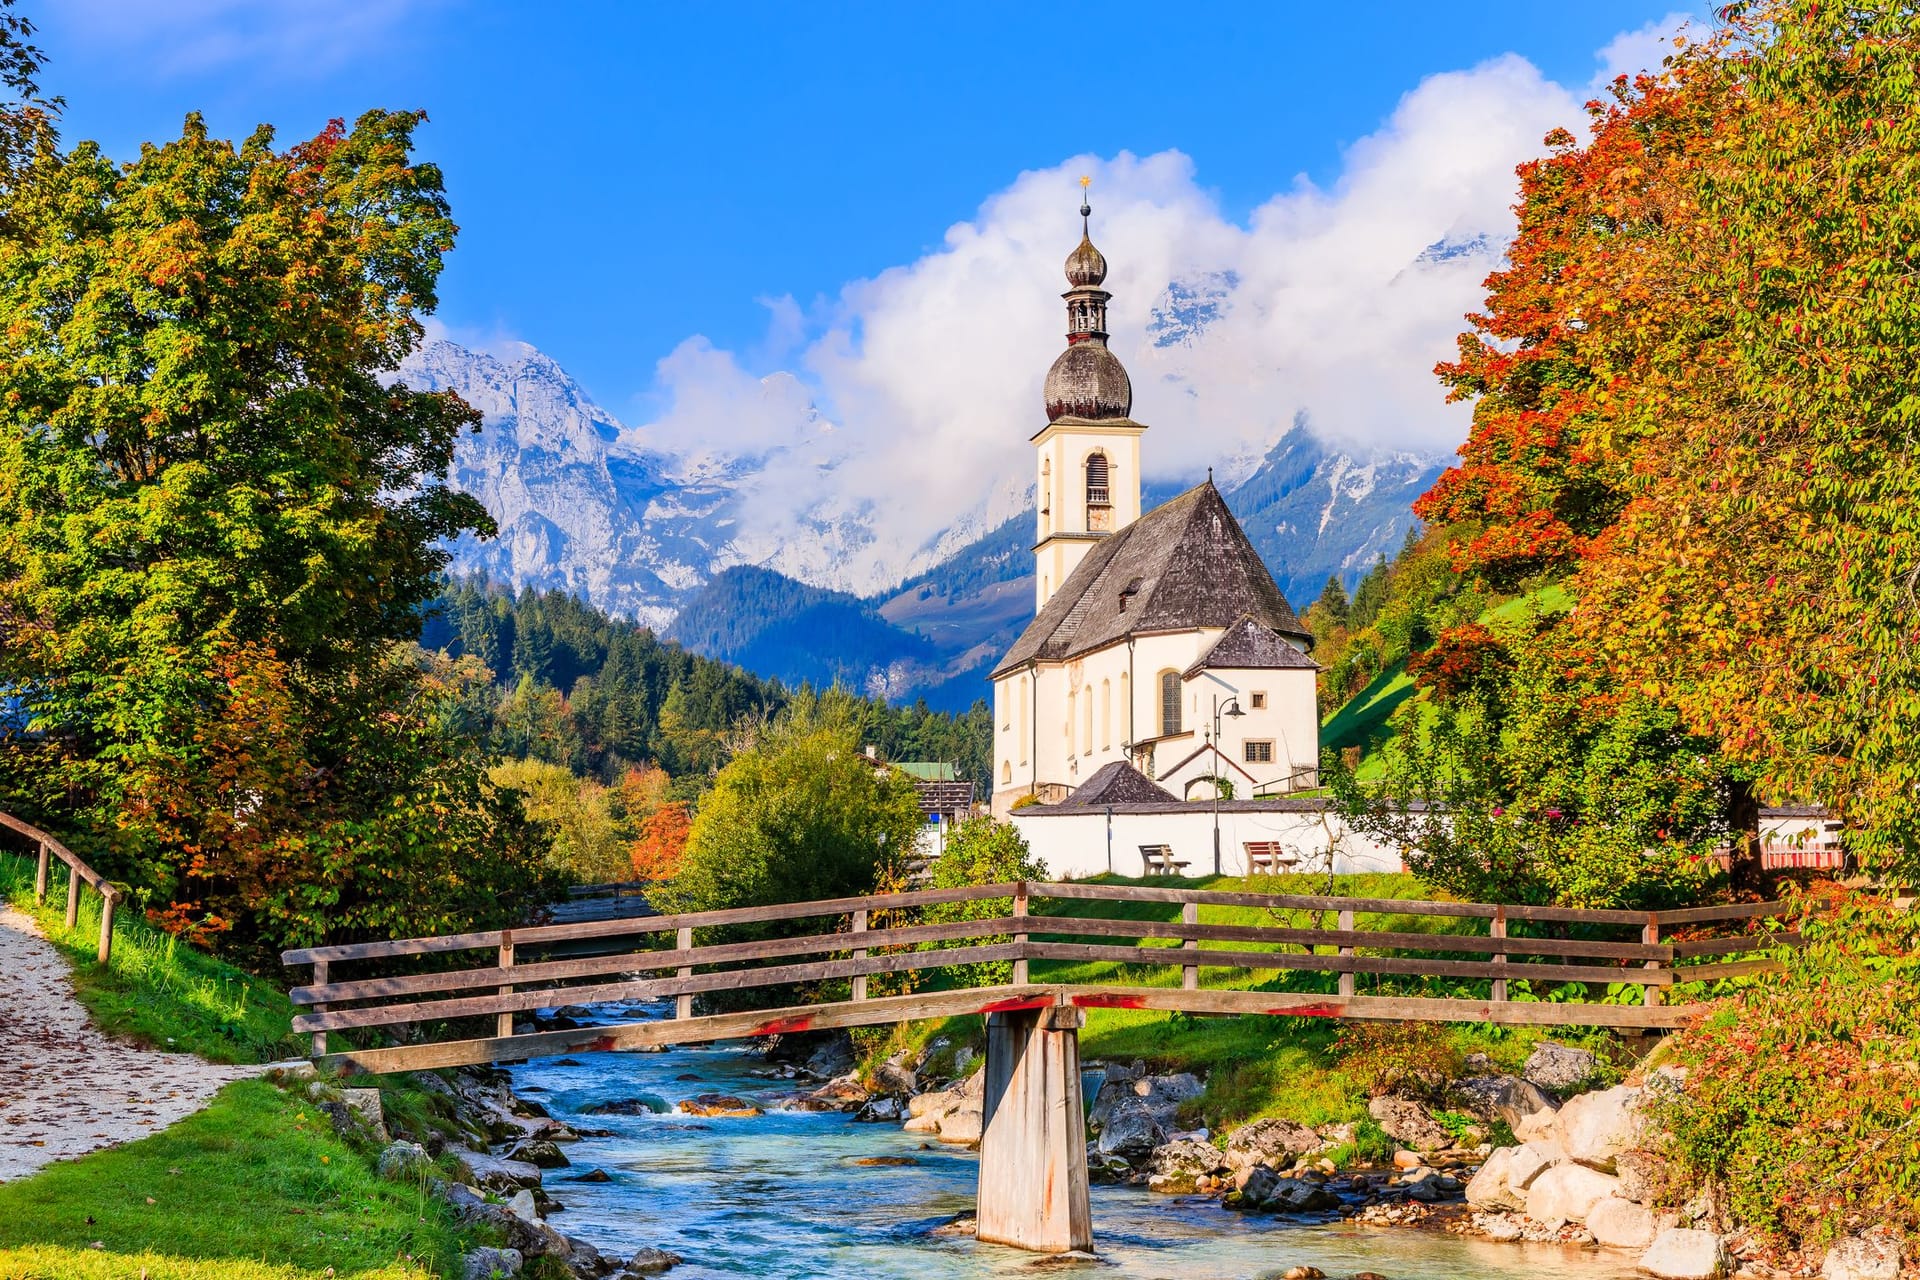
[
  {"xmin": 1058, "ymin": 760, "xmax": 1174, "ymax": 807},
  {"xmin": 1184, "ymin": 614, "xmax": 1319, "ymax": 679},
  {"xmin": 993, "ymin": 481, "xmax": 1310, "ymax": 678}
]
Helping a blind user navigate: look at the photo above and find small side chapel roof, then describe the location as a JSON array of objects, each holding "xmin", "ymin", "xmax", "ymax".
[
  {"xmin": 1184, "ymin": 614, "xmax": 1320, "ymax": 680},
  {"xmin": 1057, "ymin": 760, "xmax": 1175, "ymax": 807},
  {"xmin": 992, "ymin": 481, "xmax": 1309, "ymax": 678}
]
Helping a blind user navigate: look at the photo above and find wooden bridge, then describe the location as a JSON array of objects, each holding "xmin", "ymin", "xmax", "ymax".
[{"xmin": 283, "ymin": 880, "xmax": 1787, "ymax": 1254}]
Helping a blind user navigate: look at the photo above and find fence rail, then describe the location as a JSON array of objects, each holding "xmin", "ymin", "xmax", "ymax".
[
  {"xmin": 283, "ymin": 881, "xmax": 1795, "ymax": 1074},
  {"xmin": 0, "ymin": 811, "xmax": 123, "ymax": 964}
]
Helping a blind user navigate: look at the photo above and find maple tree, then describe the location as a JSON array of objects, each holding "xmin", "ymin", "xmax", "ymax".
[
  {"xmin": 630, "ymin": 801, "xmax": 692, "ymax": 881},
  {"xmin": 1405, "ymin": 0, "xmax": 1920, "ymax": 879}
]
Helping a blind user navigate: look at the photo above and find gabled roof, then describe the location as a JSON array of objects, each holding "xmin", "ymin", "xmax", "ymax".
[
  {"xmin": 1059, "ymin": 760, "xmax": 1175, "ymax": 807},
  {"xmin": 993, "ymin": 481, "xmax": 1309, "ymax": 678},
  {"xmin": 1184, "ymin": 615, "xmax": 1319, "ymax": 679}
]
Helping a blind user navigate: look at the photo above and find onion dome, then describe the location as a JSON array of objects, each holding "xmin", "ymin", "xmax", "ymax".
[
  {"xmin": 1045, "ymin": 342, "xmax": 1133, "ymax": 421},
  {"xmin": 1065, "ymin": 233, "xmax": 1107, "ymax": 287},
  {"xmin": 1042, "ymin": 186, "xmax": 1132, "ymax": 422}
]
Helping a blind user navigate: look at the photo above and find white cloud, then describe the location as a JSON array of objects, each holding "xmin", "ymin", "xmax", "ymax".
[
  {"xmin": 1592, "ymin": 11, "xmax": 1702, "ymax": 89},
  {"xmin": 619, "ymin": 49, "xmax": 1589, "ymax": 589},
  {"xmin": 52, "ymin": 0, "xmax": 438, "ymax": 78}
]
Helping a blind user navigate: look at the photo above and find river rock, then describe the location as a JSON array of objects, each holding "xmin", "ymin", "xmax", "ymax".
[
  {"xmin": 936, "ymin": 1105, "xmax": 983, "ymax": 1146},
  {"xmin": 1400, "ymin": 1167, "xmax": 1461, "ymax": 1202},
  {"xmin": 1452, "ymin": 1074, "xmax": 1560, "ymax": 1130},
  {"xmin": 1507, "ymin": 1139, "xmax": 1563, "ymax": 1191},
  {"xmin": 1091, "ymin": 1094, "xmax": 1167, "ymax": 1160},
  {"xmin": 377, "ymin": 1140, "xmax": 435, "ymax": 1183},
  {"xmin": 1524, "ymin": 1042, "xmax": 1601, "ymax": 1095},
  {"xmin": 1524, "ymin": 1163, "xmax": 1622, "ymax": 1227},
  {"xmin": 1087, "ymin": 1071, "xmax": 1202, "ymax": 1145},
  {"xmin": 565, "ymin": 1167, "xmax": 612, "ymax": 1183},
  {"xmin": 875, "ymin": 1051, "xmax": 918, "ymax": 1095},
  {"xmin": 1233, "ymin": 1164, "xmax": 1281, "ymax": 1208},
  {"xmin": 1638, "ymin": 1228, "xmax": 1730, "ymax": 1279},
  {"xmin": 1145, "ymin": 1139, "xmax": 1226, "ymax": 1193},
  {"xmin": 1223, "ymin": 1117, "xmax": 1320, "ymax": 1182},
  {"xmin": 1264, "ymin": 1176, "xmax": 1341, "ymax": 1214},
  {"xmin": 504, "ymin": 1189, "xmax": 540, "ymax": 1223},
  {"xmin": 1558, "ymin": 1085, "xmax": 1643, "ymax": 1172},
  {"xmin": 1367, "ymin": 1097, "xmax": 1451, "ymax": 1152},
  {"xmin": 1822, "ymin": 1235, "xmax": 1903, "ymax": 1280},
  {"xmin": 1588, "ymin": 1196, "xmax": 1658, "ymax": 1250},
  {"xmin": 451, "ymin": 1150, "xmax": 544, "ymax": 1194},
  {"xmin": 802, "ymin": 1032, "xmax": 856, "ymax": 1080},
  {"xmin": 1614, "ymin": 1148, "xmax": 1666, "ymax": 1204},
  {"xmin": 506, "ymin": 1138, "xmax": 571, "ymax": 1169},
  {"xmin": 619, "ymin": 1247, "xmax": 684, "ymax": 1275},
  {"xmin": 1465, "ymin": 1147, "xmax": 1524, "ymax": 1211},
  {"xmin": 808, "ymin": 1072, "xmax": 870, "ymax": 1109},
  {"xmin": 678, "ymin": 1094, "xmax": 762, "ymax": 1118},
  {"xmin": 854, "ymin": 1096, "xmax": 903, "ymax": 1123},
  {"xmin": 584, "ymin": 1095, "xmax": 670, "ymax": 1116},
  {"xmin": 463, "ymin": 1246, "xmax": 524, "ymax": 1279}
]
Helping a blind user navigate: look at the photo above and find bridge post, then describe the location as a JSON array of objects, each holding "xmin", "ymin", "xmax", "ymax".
[{"xmin": 976, "ymin": 1002, "xmax": 1092, "ymax": 1254}]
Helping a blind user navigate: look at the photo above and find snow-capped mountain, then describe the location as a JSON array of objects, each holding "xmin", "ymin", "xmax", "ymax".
[{"xmin": 404, "ymin": 336, "xmax": 1452, "ymax": 708}]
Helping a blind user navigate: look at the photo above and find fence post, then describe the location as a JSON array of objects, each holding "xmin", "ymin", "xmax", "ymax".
[
  {"xmin": 1011, "ymin": 882, "xmax": 1030, "ymax": 986},
  {"xmin": 310, "ymin": 959, "xmax": 329, "ymax": 1059},
  {"xmin": 96, "ymin": 891, "xmax": 115, "ymax": 966},
  {"xmin": 1490, "ymin": 906, "xmax": 1508, "ymax": 1003},
  {"xmin": 496, "ymin": 934, "xmax": 516, "ymax": 1038},
  {"xmin": 1337, "ymin": 908, "xmax": 1355, "ymax": 998},
  {"xmin": 851, "ymin": 908, "xmax": 869, "ymax": 1002},
  {"xmin": 33, "ymin": 840, "xmax": 48, "ymax": 902},
  {"xmin": 1181, "ymin": 900, "xmax": 1199, "ymax": 991},
  {"xmin": 64, "ymin": 863, "xmax": 80, "ymax": 931},
  {"xmin": 1642, "ymin": 916, "xmax": 1662, "ymax": 1007},
  {"xmin": 676, "ymin": 925, "xmax": 694, "ymax": 1020}
]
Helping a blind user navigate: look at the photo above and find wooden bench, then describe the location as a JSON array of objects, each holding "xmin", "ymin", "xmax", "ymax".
[
  {"xmin": 1243, "ymin": 841, "xmax": 1297, "ymax": 874},
  {"xmin": 1139, "ymin": 845, "xmax": 1190, "ymax": 877}
]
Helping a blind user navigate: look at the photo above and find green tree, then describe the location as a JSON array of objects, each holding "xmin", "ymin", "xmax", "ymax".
[
  {"xmin": 1313, "ymin": 575, "xmax": 1350, "ymax": 628},
  {"xmin": 662, "ymin": 704, "xmax": 922, "ymax": 915},
  {"xmin": 0, "ymin": 99, "xmax": 559, "ymax": 949},
  {"xmin": 922, "ymin": 817, "xmax": 1048, "ymax": 986}
]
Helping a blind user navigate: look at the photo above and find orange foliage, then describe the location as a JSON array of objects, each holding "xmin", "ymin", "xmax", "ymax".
[{"xmin": 630, "ymin": 801, "xmax": 692, "ymax": 881}]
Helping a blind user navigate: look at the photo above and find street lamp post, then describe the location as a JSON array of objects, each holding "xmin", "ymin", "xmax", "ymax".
[{"xmin": 1208, "ymin": 694, "xmax": 1246, "ymax": 875}]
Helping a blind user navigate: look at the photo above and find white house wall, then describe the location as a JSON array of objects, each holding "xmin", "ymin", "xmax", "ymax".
[{"xmin": 1010, "ymin": 808, "xmax": 1406, "ymax": 880}]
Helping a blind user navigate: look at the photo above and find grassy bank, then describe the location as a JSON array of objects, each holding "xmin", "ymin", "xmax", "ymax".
[
  {"xmin": 0, "ymin": 1080, "xmax": 463, "ymax": 1280},
  {"xmin": 861, "ymin": 871, "xmax": 1623, "ymax": 1135},
  {"xmin": 1, "ymin": 858, "xmax": 300, "ymax": 1065},
  {"xmin": 0, "ymin": 856, "xmax": 486, "ymax": 1279}
]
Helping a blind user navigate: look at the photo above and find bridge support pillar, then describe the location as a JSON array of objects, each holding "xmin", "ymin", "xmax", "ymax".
[{"xmin": 976, "ymin": 1002, "xmax": 1092, "ymax": 1254}]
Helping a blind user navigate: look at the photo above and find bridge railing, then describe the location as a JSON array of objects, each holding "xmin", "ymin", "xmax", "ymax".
[
  {"xmin": 281, "ymin": 882, "xmax": 1796, "ymax": 1072},
  {"xmin": 1, "ymin": 810, "xmax": 123, "ymax": 964}
]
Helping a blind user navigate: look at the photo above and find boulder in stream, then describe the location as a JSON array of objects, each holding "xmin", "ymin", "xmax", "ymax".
[{"xmin": 678, "ymin": 1093, "xmax": 763, "ymax": 1118}]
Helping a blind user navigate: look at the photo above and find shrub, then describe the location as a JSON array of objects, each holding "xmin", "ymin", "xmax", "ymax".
[
  {"xmin": 1332, "ymin": 1022, "xmax": 1462, "ymax": 1104},
  {"xmin": 921, "ymin": 817, "xmax": 1048, "ymax": 987},
  {"xmin": 1652, "ymin": 889, "xmax": 1920, "ymax": 1253}
]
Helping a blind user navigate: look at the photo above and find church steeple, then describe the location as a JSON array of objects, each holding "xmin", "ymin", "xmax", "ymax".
[
  {"xmin": 1032, "ymin": 179, "xmax": 1146, "ymax": 611},
  {"xmin": 1044, "ymin": 182, "xmax": 1132, "ymax": 422}
]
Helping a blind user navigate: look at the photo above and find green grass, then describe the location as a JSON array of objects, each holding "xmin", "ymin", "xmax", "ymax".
[
  {"xmin": 2, "ymin": 858, "xmax": 300, "ymax": 1065},
  {"xmin": 0, "ymin": 1081, "xmax": 462, "ymax": 1280}
]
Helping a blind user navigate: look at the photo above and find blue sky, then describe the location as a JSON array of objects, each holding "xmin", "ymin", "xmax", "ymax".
[{"xmin": 44, "ymin": 1, "xmax": 1701, "ymax": 423}]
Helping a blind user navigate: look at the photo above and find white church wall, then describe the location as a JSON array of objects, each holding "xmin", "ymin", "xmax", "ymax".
[{"xmin": 1011, "ymin": 806, "xmax": 1406, "ymax": 881}]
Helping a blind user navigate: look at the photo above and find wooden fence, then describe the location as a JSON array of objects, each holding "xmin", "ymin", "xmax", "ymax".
[
  {"xmin": 282, "ymin": 882, "xmax": 1794, "ymax": 1075},
  {"xmin": 0, "ymin": 811, "xmax": 123, "ymax": 964}
]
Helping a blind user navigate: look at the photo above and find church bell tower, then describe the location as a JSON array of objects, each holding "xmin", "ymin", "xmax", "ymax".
[{"xmin": 1032, "ymin": 182, "xmax": 1145, "ymax": 610}]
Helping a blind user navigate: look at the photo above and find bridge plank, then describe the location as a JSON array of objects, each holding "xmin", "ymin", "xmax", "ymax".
[
  {"xmin": 1018, "ymin": 915, "xmax": 1672, "ymax": 961},
  {"xmin": 1022, "ymin": 940, "xmax": 1676, "ymax": 986},
  {"xmin": 1028, "ymin": 881, "xmax": 1664, "ymax": 924},
  {"xmin": 291, "ymin": 915, "xmax": 1020, "ymax": 1005},
  {"xmin": 292, "ymin": 942, "xmax": 1022, "ymax": 1033}
]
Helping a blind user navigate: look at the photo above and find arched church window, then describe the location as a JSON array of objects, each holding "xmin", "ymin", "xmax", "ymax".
[
  {"xmin": 1159, "ymin": 670, "xmax": 1181, "ymax": 737},
  {"xmin": 1085, "ymin": 452, "xmax": 1110, "ymax": 506},
  {"xmin": 1100, "ymin": 679, "xmax": 1111, "ymax": 749},
  {"xmin": 1067, "ymin": 688, "xmax": 1077, "ymax": 753},
  {"xmin": 1002, "ymin": 760, "xmax": 1012, "ymax": 785},
  {"xmin": 1083, "ymin": 684, "xmax": 1093, "ymax": 754}
]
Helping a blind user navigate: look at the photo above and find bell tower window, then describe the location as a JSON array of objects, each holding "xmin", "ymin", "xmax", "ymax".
[{"xmin": 1085, "ymin": 452, "xmax": 1111, "ymax": 531}]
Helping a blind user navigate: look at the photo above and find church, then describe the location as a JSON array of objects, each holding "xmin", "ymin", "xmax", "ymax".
[{"xmin": 989, "ymin": 196, "xmax": 1321, "ymax": 817}]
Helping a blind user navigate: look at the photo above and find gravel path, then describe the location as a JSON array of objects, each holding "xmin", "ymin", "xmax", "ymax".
[{"xmin": 0, "ymin": 904, "xmax": 259, "ymax": 1181}]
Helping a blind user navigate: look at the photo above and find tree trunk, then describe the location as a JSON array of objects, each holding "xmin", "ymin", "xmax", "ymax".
[{"xmin": 1725, "ymin": 777, "xmax": 1764, "ymax": 894}]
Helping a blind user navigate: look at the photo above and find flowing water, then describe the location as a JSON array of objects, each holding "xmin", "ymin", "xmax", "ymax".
[{"xmin": 508, "ymin": 1022, "xmax": 1636, "ymax": 1280}]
